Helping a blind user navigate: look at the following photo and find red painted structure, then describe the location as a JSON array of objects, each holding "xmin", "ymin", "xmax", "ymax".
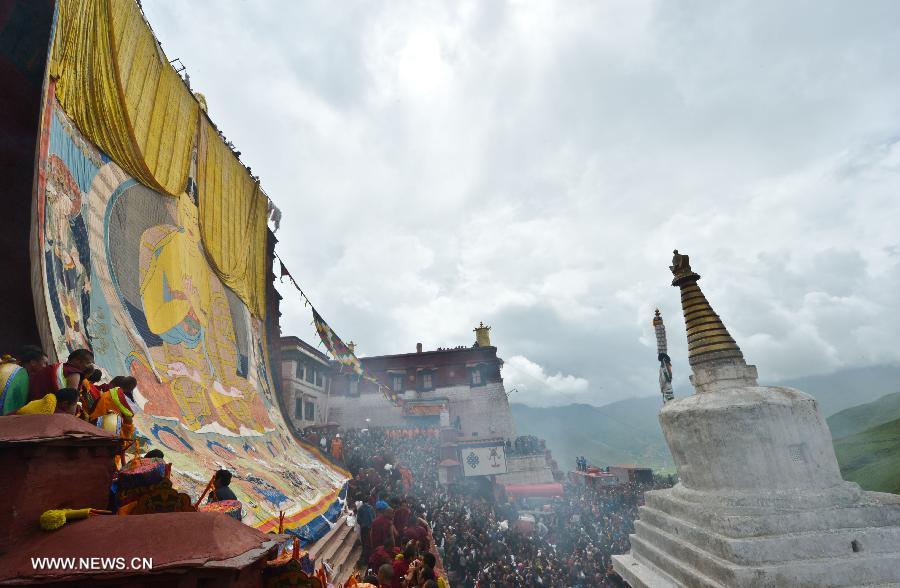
[
  {"xmin": 0, "ymin": 415, "xmax": 122, "ymax": 555},
  {"xmin": 330, "ymin": 345, "xmax": 503, "ymax": 396},
  {"xmin": 0, "ymin": 414, "xmax": 282, "ymax": 586}
]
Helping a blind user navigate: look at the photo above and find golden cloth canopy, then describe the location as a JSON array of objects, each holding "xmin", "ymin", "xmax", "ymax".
[{"xmin": 50, "ymin": 0, "xmax": 267, "ymax": 318}]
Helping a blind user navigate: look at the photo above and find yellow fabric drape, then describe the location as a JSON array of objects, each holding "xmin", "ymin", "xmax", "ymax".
[
  {"xmin": 197, "ymin": 116, "xmax": 268, "ymax": 318},
  {"xmin": 49, "ymin": 0, "xmax": 267, "ymax": 318},
  {"xmin": 50, "ymin": 0, "xmax": 198, "ymax": 197}
]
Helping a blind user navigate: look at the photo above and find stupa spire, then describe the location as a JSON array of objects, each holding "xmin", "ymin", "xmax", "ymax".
[{"xmin": 669, "ymin": 250, "xmax": 744, "ymax": 367}]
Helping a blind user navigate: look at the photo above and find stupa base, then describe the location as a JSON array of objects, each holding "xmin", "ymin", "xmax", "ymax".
[{"xmin": 612, "ymin": 486, "xmax": 900, "ymax": 588}]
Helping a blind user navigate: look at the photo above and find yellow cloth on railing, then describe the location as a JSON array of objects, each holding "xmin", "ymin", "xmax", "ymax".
[
  {"xmin": 50, "ymin": 0, "xmax": 198, "ymax": 197},
  {"xmin": 197, "ymin": 116, "xmax": 268, "ymax": 318}
]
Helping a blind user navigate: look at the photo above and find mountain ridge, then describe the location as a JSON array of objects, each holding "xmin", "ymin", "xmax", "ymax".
[
  {"xmin": 511, "ymin": 363, "xmax": 900, "ymax": 472},
  {"xmin": 826, "ymin": 392, "xmax": 900, "ymax": 439}
]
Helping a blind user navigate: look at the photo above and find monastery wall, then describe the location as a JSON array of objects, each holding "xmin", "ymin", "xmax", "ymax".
[{"xmin": 328, "ymin": 382, "xmax": 515, "ymax": 440}]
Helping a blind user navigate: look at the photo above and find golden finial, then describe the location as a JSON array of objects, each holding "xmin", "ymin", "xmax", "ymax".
[
  {"xmin": 474, "ymin": 322, "xmax": 492, "ymax": 347},
  {"xmin": 669, "ymin": 250, "xmax": 744, "ymax": 367}
]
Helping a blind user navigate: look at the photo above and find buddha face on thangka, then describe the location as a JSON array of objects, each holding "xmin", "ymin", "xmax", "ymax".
[{"xmin": 138, "ymin": 192, "xmax": 272, "ymax": 434}]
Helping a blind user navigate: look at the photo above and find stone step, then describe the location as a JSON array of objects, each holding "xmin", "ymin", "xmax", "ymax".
[
  {"xmin": 631, "ymin": 520, "xmax": 900, "ymax": 587},
  {"xmin": 307, "ymin": 513, "xmax": 348, "ymax": 560},
  {"xmin": 630, "ymin": 524, "xmax": 739, "ymax": 587},
  {"xmin": 318, "ymin": 520, "xmax": 353, "ymax": 564},
  {"xmin": 637, "ymin": 505, "xmax": 900, "ymax": 565},
  {"xmin": 328, "ymin": 529, "xmax": 359, "ymax": 578},
  {"xmin": 333, "ymin": 544, "xmax": 362, "ymax": 587},
  {"xmin": 753, "ymin": 552, "xmax": 900, "ymax": 588},
  {"xmin": 644, "ymin": 490, "xmax": 900, "ymax": 538},
  {"xmin": 628, "ymin": 534, "xmax": 726, "ymax": 588},
  {"xmin": 612, "ymin": 552, "xmax": 679, "ymax": 588}
]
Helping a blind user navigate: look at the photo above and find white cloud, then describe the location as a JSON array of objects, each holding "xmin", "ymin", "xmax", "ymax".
[
  {"xmin": 502, "ymin": 355, "xmax": 591, "ymax": 407},
  {"xmin": 142, "ymin": 0, "xmax": 900, "ymax": 406}
]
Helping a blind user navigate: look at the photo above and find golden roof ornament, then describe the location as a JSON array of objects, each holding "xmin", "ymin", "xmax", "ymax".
[{"xmin": 669, "ymin": 250, "xmax": 745, "ymax": 367}]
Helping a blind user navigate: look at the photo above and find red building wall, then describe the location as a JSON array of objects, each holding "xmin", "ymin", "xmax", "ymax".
[{"xmin": 330, "ymin": 346, "xmax": 503, "ymax": 396}]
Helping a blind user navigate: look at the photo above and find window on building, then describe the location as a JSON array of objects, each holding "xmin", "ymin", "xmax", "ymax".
[
  {"xmin": 349, "ymin": 379, "xmax": 359, "ymax": 396},
  {"xmin": 295, "ymin": 397, "xmax": 303, "ymax": 419},
  {"xmin": 392, "ymin": 375, "xmax": 404, "ymax": 392},
  {"xmin": 305, "ymin": 365, "xmax": 314, "ymax": 383},
  {"xmin": 315, "ymin": 370, "xmax": 322, "ymax": 387},
  {"xmin": 305, "ymin": 401, "xmax": 315, "ymax": 421},
  {"xmin": 422, "ymin": 372, "xmax": 433, "ymax": 390},
  {"xmin": 325, "ymin": 377, "xmax": 331, "ymax": 393},
  {"xmin": 296, "ymin": 362, "xmax": 305, "ymax": 380},
  {"xmin": 470, "ymin": 367, "xmax": 483, "ymax": 386}
]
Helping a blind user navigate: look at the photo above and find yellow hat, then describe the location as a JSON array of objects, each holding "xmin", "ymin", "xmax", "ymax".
[{"xmin": 16, "ymin": 393, "xmax": 57, "ymax": 415}]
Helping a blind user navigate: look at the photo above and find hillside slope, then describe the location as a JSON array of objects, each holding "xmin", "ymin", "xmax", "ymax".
[
  {"xmin": 826, "ymin": 392, "xmax": 900, "ymax": 439},
  {"xmin": 511, "ymin": 364, "xmax": 900, "ymax": 472},
  {"xmin": 833, "ymin": 417, "xmax": 900, "ymax": 494},
  {"xmin": 511, "ymin": 397, "xmax": 673, "ymax": 471},
  {"xmin": 771, "ymin": 365, "xmax": 900, "ymax": 417}
]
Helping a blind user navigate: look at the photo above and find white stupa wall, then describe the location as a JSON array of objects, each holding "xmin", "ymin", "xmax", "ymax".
[{"xmin": 662, "ymin": 385, "xmax": 845, "ymax": 495}]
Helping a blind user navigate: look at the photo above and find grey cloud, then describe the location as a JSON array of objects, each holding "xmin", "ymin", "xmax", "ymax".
[{"xmin": 142, "ymin": 0, "xmax": 900, "ymax": 406}]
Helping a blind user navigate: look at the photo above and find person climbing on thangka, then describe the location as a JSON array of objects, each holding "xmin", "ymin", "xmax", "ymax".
[
  {"xmin": 1, "ymin": 346, "xmax": 93, "ymax": 416},
  {"xmin": 27, "ymin": 347, "xmax": 94, "ymax": 402},
  {"xmin": 0, "ymin": 352, "xmax": 33, "ymax": 415},
  {"xmin": 89, "ymin": 376, "xmax": 138, "ymax": 444},
  {"xmin": 0, "ymin": 346, "xmax": 46, "ymax": 415},
  {"xmin": 78, "ymin": 367, "xmax": 105, "ymax": 419}
]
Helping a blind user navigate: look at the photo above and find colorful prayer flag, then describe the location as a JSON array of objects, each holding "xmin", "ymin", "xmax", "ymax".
[{"xmin": 312, "ymin": 309, "xmax": 363, "ymax": 377}]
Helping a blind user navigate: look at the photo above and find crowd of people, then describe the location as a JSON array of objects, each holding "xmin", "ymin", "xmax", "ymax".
[
  {"xmin": 2, "ymin": 346, "xmax": 138, "ymax": 444},
  {"xmin": 4, "ymin": 345, "xmax": 663, "ymax": 586},
  {"xmin": 336, "ymin": 427, "xmax": 667, "ymax": 588}
]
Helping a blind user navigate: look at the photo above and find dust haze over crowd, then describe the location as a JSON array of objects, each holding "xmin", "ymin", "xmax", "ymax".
[{"xmin": 144, "ymin": 0, "xmax": 900, "ymax": 407}]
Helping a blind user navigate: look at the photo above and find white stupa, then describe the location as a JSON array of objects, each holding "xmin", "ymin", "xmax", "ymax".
[{"xmin": 613, "ymin": 251, "xmax": 900, "ymax": 588}]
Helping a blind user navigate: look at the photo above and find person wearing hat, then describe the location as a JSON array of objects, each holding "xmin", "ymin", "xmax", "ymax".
[
  {"xmin": 370, "ymin": 500, "xmax": 396, "ymax": 550},
  {"xmin": 331, "ymin": 433, "xmax": 343, "ymax": 461}
]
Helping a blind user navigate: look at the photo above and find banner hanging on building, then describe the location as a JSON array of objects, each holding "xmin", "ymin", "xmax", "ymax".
[{"xmin": 461, "ymin": 443, "xmax": 508, "ymax": 477}]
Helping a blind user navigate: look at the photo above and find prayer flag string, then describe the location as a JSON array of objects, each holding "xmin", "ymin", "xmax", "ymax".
[{"xmin": 273, "ymin": 252, "xmax": 401, "ymax": 405}]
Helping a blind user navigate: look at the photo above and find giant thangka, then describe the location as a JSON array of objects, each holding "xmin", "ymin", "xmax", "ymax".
[
  {"xmin": 613, "ymin": 252, "xmax": 900, "ymax": 588},
  {"xmin": 31, "ymin": 0, "xmax": 347, "ymax": 538}
]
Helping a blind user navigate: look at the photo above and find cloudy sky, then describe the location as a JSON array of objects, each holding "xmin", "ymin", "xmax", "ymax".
[{"xmin": 143, "ymin": 0, "xmax": 900, "ymax": 407}]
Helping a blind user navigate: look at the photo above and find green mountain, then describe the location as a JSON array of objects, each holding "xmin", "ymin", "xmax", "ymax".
[
  {"xmin": 833, "ymin": 417, "xmax": 900, "ymax": 494},
  {"xmin": 770, "ymin": 365, "xmax": 900, "ymax": 417},
  {"xmin": 511, "ymin": 364, "xmax": 900, "ymax": 474},
  {"xmin": 511, "ymin": 397, "xmax": 674, "ymax": 472},
  {"xmin": 826, "ymin": 392, "xmax": 900, "ymax": 439}
]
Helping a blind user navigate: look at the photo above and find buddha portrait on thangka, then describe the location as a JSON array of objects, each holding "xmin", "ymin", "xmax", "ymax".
[{"xmin": 138, "ymin": 192, "xmax": 272, "ymax": 434}]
